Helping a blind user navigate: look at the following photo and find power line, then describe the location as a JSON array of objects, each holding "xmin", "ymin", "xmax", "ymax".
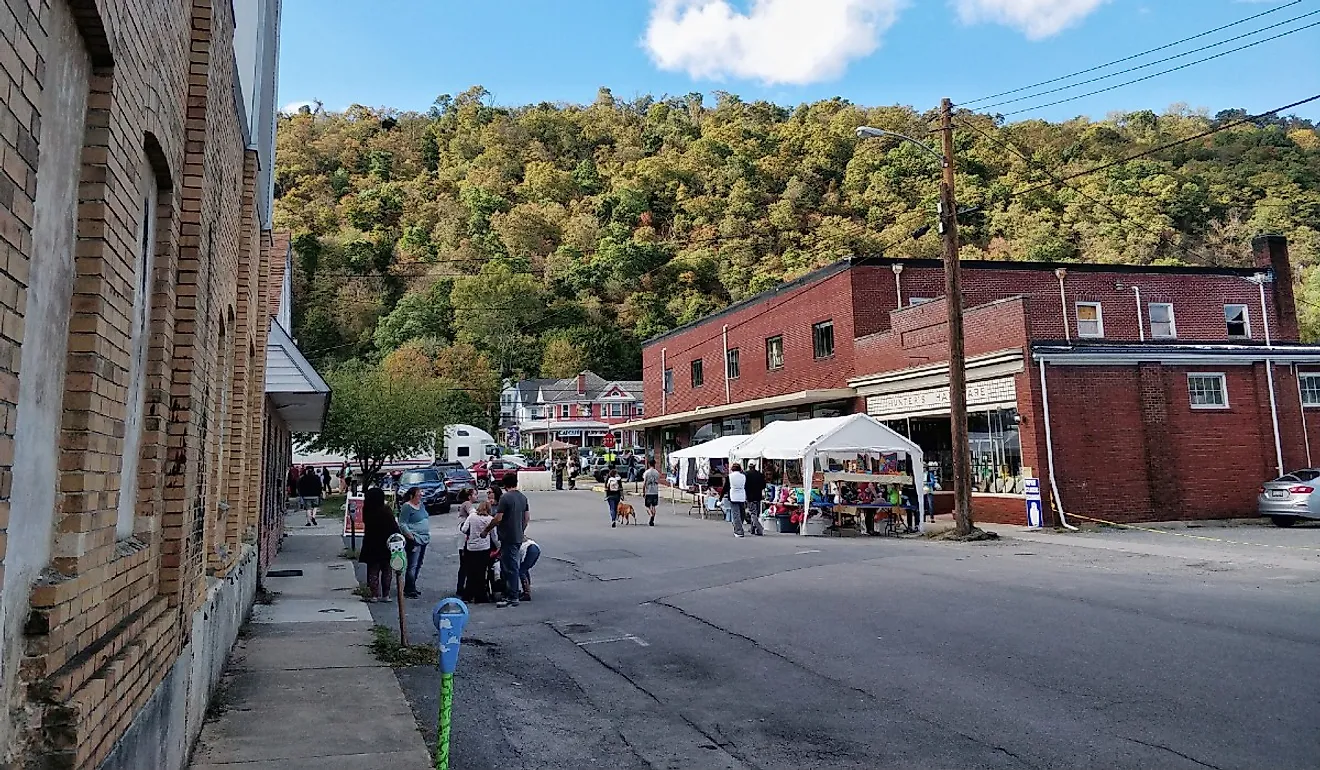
[
  {"xmin": 1002, "ymin": 94, "xmax": 1320, "ymax": 201},
  {"xmin": 959, "ymin": 0, "xmax": 1304, "ymax": 106},
  {"xmin": 975, "ymin": 8, "xmax": 1320, "ymax": 112},
  {"xmin": 996, "ymin": 21, "xmax": 1320, "ymax": 117}
]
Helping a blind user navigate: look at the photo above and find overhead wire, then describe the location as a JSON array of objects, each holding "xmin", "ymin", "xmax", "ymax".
[
  {"xmin": 1000, "ymin": 94, "xmax": 1320, "ymax": 201},
  {"xmin": 996, "ymin": 21, "xmax": 1320, "ymax": 117},
  {"xmin": 958, "ymin": 0, "xmax": 1305, "ymax": 106},
  {"xmin": 974, "ymin": 8, "xmax": 1320, "ymax": 113}
]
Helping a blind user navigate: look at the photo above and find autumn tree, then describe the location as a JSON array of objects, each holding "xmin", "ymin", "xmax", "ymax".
[{"xmin": 540, "ymin": 338, "xmax": 585, "ymax": 378}]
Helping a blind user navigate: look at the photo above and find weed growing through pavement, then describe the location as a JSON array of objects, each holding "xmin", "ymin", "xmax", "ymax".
[{"xmin": 370, "ymin": 625, "xmax": 438, "ymax": 668}]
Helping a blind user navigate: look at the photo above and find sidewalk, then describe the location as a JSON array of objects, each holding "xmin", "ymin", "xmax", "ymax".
[{"xmin": 189, "ymin": 512, "xmax": 432, "ymax": 769}]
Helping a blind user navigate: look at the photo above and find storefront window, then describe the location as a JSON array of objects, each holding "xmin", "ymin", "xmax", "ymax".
[
  {"xmin": 691, "ymin": 422, "xmax": 717, "ymax": 443},
  {"xmin": 971, "ymin": 408, "xmax": 1022, "ymax": 494},
  {"xmin": 721, "ymin": 415, "xmax": 751, "ymax": 436}
]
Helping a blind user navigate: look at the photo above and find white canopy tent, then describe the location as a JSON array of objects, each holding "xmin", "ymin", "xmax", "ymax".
[
  {"xmin": 667, "ymin": 434, "xmax": 749, "ymax": 489},
  {"xmin": 729, "ymin": 414, "xmax": 927, "ymax": 532}
]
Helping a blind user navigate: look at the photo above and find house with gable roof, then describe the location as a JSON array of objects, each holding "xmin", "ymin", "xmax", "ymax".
[{"xmin": 502, "ymin": 371, "xmax": 645, "ymax": 451}]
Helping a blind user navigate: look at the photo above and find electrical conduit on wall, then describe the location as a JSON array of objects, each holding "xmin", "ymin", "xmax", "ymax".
[{"xmin": 1038, "ymin": 359, "xmax": 1078, "ymax": 531}]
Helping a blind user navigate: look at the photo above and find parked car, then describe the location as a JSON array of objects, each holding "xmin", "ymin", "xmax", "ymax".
[
  {"xmin": 398, "ymin": 464, "xmax": 475, "ymax": 514},
  {"xmin": 470, "ymin": 458, "xmax": 528, "ymax": 490},
  {"xmin": 1259, "ymin": 469, "xmax": 1320, "ymax": 527}
]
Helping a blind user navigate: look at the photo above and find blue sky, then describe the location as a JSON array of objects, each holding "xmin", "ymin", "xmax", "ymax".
[{"xmin": 277, "ymin": 0, "xmax": 1320, "ymax": 122}]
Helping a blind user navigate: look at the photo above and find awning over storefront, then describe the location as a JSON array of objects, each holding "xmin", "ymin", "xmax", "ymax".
[
  {"xmin": 265, "ymin": 320, "xmax": 330, "ymax": 433},
  {"xmin": 618, "ymin": 388, "xmax": 856, "ymax": 431}
]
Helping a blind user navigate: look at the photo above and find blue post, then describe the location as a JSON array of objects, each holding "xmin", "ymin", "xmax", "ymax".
[{"xmin": 431, "ymin": 598, "xmax": 469, "ymax": 770}]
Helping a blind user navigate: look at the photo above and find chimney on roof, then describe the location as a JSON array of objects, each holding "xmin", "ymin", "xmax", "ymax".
[
  {"xmin": 577, "ymin": 372, "xmax": 587, "ymax": 395},
  {"xmin": 1251, "ymin": 234, "xmax": 1298, "ymax": 342}
]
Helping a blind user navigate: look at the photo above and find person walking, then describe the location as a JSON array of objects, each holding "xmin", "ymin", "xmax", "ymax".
[
  {"xmin": 482, "ymin": 474, "xmax": 529, "ymax": 608},
  {"xmin": 518, "ymin": 538, "xmax": 540, "ymax": 602},
  {"xmin": 553, "ymin": 456, "xmax": 565, "ymax": 491},
  {"xmin": 357, "ymin": 488, "xmax": 400, "ymax": 602},
  {"xmin": 297, "ymin": 467, "xmax": 323, "ymax": 526},
  {"xmin": 458, "ymin": 496, "xmax": 495, "ymax": 603},
  {"xmin": 398, "ymin": 486, "xmax": 430, "ymax": 599},
  {"xmin": 642, "ymin": 460, "xmax": 661, "ymax": 527},
  {"xmin": 744, "ymin": 461, "xmax": 767, "ymax": 537},
  {"xmin": 626, "ymin": 453, "xmax": 638, "ymax": 484},
  {"xmin": 320, "ymin": 467, "xmax": 332, "ymax": 494},
  {"xmin": 567, "ymin": 455, "xmax": 578, "ymax": 490},
  {"xmin": 603, "ymin": 468, "xmax": 624, "ymax": 527}
]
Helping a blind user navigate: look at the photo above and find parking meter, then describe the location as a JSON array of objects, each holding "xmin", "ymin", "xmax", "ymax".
[
  {"xmin": 387, "ymin": 533, "xmax": 408, "ymax": 644},
  {"xmin": 432, "ymin": 598, "xmax": 470, "ymax": 770}
]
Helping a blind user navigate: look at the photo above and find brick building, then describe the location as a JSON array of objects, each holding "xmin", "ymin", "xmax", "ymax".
[
  {"xmin": 624, "ymin": 236, "xmax": 1319, "ymax": 526},
  {"xmin": 0, "ymin": 2, "xmax": 323, "ymax": 769}
]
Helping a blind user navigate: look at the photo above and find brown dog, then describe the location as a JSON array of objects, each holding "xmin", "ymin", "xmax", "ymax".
[{"xmin": 617, "ymin": 501, "xmax": 637, "ymax": 525}]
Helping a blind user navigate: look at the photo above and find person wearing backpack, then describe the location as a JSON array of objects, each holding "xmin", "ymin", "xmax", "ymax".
[{"xmin": 604, "ymin": 467, "xmax": 624, "ymax": 528}]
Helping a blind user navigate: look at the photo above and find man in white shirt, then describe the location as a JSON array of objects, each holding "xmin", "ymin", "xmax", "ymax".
[{"xmin": 726, "ymin": 463, "xmax": 761, "ymax": 538}]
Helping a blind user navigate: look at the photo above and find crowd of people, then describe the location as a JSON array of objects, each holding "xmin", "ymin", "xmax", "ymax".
[{"xmin": 351, "ymin": 473, "xmax": 540, "ymax": 609}]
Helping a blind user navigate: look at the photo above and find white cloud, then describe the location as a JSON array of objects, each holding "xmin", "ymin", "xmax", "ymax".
[
  {"xmin": 281, "ymin": 99, "xmax": 318, "ymax": 114},
  {"xmin": 643, "ymin": 0, "xmax": 905, "ymax": 85},
  {"xmin": 953, "ymin": 0, "xmax": 1108, "ymax": 39}
]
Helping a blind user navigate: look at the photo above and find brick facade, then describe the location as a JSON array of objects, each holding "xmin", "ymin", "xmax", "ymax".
[
  {"xmin": 634, "ymin": 242, "xmax": 1310, "ymax": 528},
  {"xmin": 0, "ymin": 1, "xmax": 287, "ymax": 767}
]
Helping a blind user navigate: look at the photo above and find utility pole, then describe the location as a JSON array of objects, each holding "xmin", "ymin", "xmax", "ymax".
[{"xmin": 939, "ymin": 97, "xmax": 973, "ymax": 536}]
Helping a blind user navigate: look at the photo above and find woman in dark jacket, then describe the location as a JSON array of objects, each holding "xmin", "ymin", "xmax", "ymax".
[{"xmin": 358, "ymin": 488, "xmax": 400, "ymax": 602}]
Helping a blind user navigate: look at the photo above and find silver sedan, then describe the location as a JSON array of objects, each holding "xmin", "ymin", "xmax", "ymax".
[{"xmin": 1259, "ymin": 469, "xmax": 1320, "ymax": 527}]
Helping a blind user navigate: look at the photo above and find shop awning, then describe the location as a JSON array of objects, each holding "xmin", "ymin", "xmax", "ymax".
[
  {"xmin": 265, "ymin": 320, "xmax": 330, "ymax": 433},
  {"xmin": 617, "ymin": 388, "xmax": 856, "ymax": 431}
]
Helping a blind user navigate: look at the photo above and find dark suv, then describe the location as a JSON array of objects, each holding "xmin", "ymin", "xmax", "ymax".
[{"xmin": 398, "ymin": 464, "xmax": 475, "ymax": 514}]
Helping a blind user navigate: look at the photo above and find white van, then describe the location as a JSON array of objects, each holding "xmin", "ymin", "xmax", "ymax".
[{"xmin": 440, "ymin": 424, "xmax": 495, "ymax": 467}]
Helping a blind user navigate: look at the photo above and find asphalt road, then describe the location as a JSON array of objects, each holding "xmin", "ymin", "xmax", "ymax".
[{"xmin": 369, "ymin": 491, "xmax": 1320, "ymax": 770}]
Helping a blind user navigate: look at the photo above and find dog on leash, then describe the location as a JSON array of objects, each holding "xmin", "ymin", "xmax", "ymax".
[{"xmin": 616, "ymin": 501, "xmax": 637, "ymax": 525}]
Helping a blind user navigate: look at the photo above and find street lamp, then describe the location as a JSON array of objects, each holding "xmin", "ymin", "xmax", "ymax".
[{"xmin": 856, "ymin": 98, "xmax": 975, "ymax": 537}]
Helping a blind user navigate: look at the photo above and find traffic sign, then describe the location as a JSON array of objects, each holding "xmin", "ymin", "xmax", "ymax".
[{"xmin": 602, "ymin": 432, "xmax": 616, "ymax": 449}]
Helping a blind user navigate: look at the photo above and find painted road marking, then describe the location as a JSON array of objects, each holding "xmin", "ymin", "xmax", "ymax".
[{"xmin": 796, "ymin": 549, "xmax": 821, "ymax": 555}]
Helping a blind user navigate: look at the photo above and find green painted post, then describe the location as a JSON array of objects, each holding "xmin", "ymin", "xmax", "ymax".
[{"xmin": 436, "ymin": 671, "xmax": 454, "ymax": 770}]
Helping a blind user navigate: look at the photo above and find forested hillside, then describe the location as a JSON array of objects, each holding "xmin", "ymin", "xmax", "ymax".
[{"xmin": 275, "ymin": 87, "xmax": 1320, "ymax": 381}]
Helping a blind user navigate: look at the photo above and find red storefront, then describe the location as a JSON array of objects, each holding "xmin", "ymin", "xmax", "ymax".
[{"xmin": 623, "ymin": 235, "xmax": 1320, "ymax": 525}]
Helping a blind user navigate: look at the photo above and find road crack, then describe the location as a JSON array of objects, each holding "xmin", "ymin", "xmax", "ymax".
[{"xmin": 1123, "ymin": 737, "xmax": 1223, "ymax": 769}]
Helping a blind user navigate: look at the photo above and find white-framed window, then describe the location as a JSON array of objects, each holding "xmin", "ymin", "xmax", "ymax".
[
  {"xmin": 610, "ymin": 402, "xmax": 622, "ymax": 417},
  {"xmin": 635, "ymin": 403, "xmax": 645, "ymax": 416},
  {"xmin": 1187, "ymin": 373, "xmax": 1229, "ymax": 409},
  {"xmin": 765, "ymin": 335, "xmax": 784, "ymax": 370},
  {"xmin": 909, "ymin": 297, "xmax": 933, "ymax": 306},
  {"xmin": 1301, "ymin": 374, "xmax": 1320, "ymax": 407},
  {"xmin": 1148, "ymin": 303, "xmax": 1176, "ymax": 339},
  {"xmin": 1075, "ymin": 302, "xmax": 1104, "ymax": 338},
  {"xmin": 1225, "ymin": 304, "xmax": 1250, "ymax": 338}
]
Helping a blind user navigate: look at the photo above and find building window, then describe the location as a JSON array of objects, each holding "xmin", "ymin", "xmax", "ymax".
[
  {"xmin": 765, "ymin": 335, "xmax": 784, "ymax": 370},
  {"xmin": 1075, "ymin": 302, "xmax": 1104, "ymax": 338},
  {"xmin": 663, "ymin": 368, "xmax": 674, "ymax": 394},
  {"xmin": 691, "ymin": 358, "xmax": 704, "ymax": 388},
  {"xmin": 610, "ymin": 402, "xmax": 622, "ymax": 417},
  {"xmin": 909, "ymin": 297, "xmax": 933, "ymax": 306},
  {"xmin": 812, "ymin": 320, "xmax": 835, "ymax": 359},
  {"xmin": 1148, "ymin": 303, "xmax": 1176, "ymax": 339},
  {"xmin": 1225, "ymin": 304, "xmax": 1250, "ymax": 338},
  {"xmin": 636, "ymin": 403, "xmax": 645, "ymax": 416},
  {"xmin": 726, "ymin": 348, "xmax": 740, "ymax": 380},
  {"xmin": 1301, "ymin": 374, "xmax": 1320, "ymax": 407},
  {"xmin": 1187, "ymin": 373, "xmax": 1229, "ymax": 409}
]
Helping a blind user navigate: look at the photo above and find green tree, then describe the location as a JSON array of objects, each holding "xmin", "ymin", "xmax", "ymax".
[
  {"xmin": 540, "ymin": 337, "xmax": 584, "ymax": 378},
  {"xmin": 451, "ymin": 262, "xmax": 544, "ymax": 374},
  {"xmin": 301, "ymin": 361, "xmax": 448, "ymax": 483},
  {"xmin": 373, "ymin": 279, "xmax": 454, "ymax": 351}
]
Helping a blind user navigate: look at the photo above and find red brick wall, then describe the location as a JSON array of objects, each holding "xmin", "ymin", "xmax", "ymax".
[
  {"xmin": 1044, "ymin": 363, "xmax": 1288, "ymax": 523},
  {"xmin": 643, "ymin": 264, "xmax": 858, "ymax": 415},
  {"xmin": 643, "ymin": 260, "xmax": 1290, "ymax": 419}
]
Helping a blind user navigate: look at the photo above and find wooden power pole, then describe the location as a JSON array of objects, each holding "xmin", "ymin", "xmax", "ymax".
[{"xmin": 939, "ymin": 98, "xmax": 974, "ymax": 536}]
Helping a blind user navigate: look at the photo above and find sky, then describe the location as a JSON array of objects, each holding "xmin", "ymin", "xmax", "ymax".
[{"xmin": 277, "ymin": 0, "xmax": 1320, "ymax": 122}]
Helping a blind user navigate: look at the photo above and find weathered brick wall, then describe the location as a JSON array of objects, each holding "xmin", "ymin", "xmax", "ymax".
[
  {"xmin": 0, "ymin": 1, "xmax": 280, "ymax": 767},
  {"xmin": 643, "ymin": 258, "xmax": 1296, "ymax": 419}
]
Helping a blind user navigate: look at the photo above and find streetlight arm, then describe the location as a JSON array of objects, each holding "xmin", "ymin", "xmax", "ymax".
[{"xmin": 856, "ymin": 126, "xmax": 947, "ymax": 166}]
